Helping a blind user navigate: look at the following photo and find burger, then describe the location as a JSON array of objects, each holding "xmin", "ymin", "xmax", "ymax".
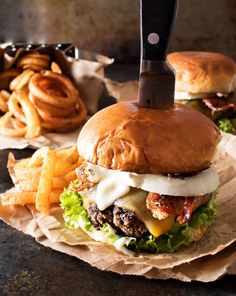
[
  {"xmin": 60, "ymin": 101, "xmax": 220, "ymax": 255},
  {"xmin": 167, "ymin": 51, "xmax": 236, "ymax": 134}
]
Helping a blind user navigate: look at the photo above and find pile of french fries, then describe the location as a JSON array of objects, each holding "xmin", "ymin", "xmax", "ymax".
[{"xmin": 1, "ymin": 146, "xmax": 82, "ymax": 215}]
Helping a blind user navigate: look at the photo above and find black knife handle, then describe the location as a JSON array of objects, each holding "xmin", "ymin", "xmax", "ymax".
[{"xmin": 140, "ymin": 0, "xmax": 179, "ymax": 61}]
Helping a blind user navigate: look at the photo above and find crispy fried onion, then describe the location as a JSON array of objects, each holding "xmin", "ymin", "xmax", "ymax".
[
  {"xmin": 28, "ymin": 71, "xmax": 87, "ymax": 132},
  {"xmin": 71, "ymin": 162, "xmax": 96, "ymax": 191},
  {"xmin": 0, "ymin": 91, "xmax": 9, "ymax": 113},
  {"xmin": 10, "ymin": 69, "xmax": 35, "ymax": 91},
  {"xmin": 0, "ymin": 112, "xmax": 27, "ymax": 137},
  {"xmin": 16, "ymin": 53, "xmax": 50, "ymax": 72},
  {"xmin": 28, "ymin": 92, "xmax": 75, "ymax": 117},
  {"xmin": 0, "ymin": 90, "xmax": 41, "ymax": 138},
  {"xmin": 29, "ymin": 71, "xmax": 78, "ymax": 107},
  {"xmin": 40, "ymin": 99, "xmax": 87, "ymax": 132}
]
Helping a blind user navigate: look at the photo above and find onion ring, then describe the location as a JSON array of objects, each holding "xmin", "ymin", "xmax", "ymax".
[
  {"xmin": 0, "ymin": 90, "xmax": 11, "ymax": 101},
  {"xmin": 0, "ymin": 93, "xmax": 8, "ymax": 113},
  {"xmin": 17, "ymin": 53, "xmax": 50, "ymax": 71},
  {"xmin": 12, "ymin": 117, "xmax": 26, "ymax": 129},
  {"xmin": 0, "ymin": 54, "xmax": 87, "ymax": 136},
  {"xmin": 0, "ymin": 68, "xmax": 21, "ymax": 89},
  {"xmin": 29, "ymin": 92, "xmax": 76, "ymax": 118},
  {"xmin": 23, "ymin": 64, "xmax": 48, "ymax": 72},
  {"xmin": 0, "ymin": 111, "xmax": 27, "ymax": 137},
  {"xmin": 8, "ymin": 92, "xmax": 26, "ymax": 123},
  {"xmin": 28, "ymin": 71, "xmax": 78, "ymax": 108},
  {"xmin": 40, "ymin": 98, "xmax": 87, "ymax": 132},
  {"xmin": 10, "ymin": 69, "xmax": 35, "ymax": 91},
  {"xmin": 9, "ymin": 91, "xmax": 41, "ymax": 138}
]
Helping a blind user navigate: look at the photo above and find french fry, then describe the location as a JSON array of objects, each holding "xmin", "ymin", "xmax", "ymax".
[
  {"xmin": 14, "ymin": 168, "xmax": 41, "ymax": 182},
  {"xmin": 28, "ymin": 147, "xmax": 46, "ymax": 167},
  {"xmin": 55, "ymin": 145, "xmax": 78, "ymax": 160},
  {"xmin": 18, "ymin": 176, "xmax": 69, "ymax": 191},
  {"xmin": 54, "ymin": 149, "xmax": 79, "ymax": 176},
  {"xmin": 29, "ymin": 145, "xmax": 80, "ymax": 176},
  {"xmin": 28, "ymin": 145, "xmax": 77, "ymax": 167},
  {"xmin": 50, "ymin": 176, "xmax": 69, "ymax": 189},
  {"xmin": 54, "ymin": 161, "xmax": 79, "ymax": 177},
  {"xmin": 1, "ymin": 190, "xmax": 62, "ymax": 206},
  {"xmin": 12, "ymin": 157, "xmax": 31, "ymax": 169},
  {"xmin": 10, "ymin": 148, "xmax": 78, "ymax": 190},
  {"xmin": 5, "ymin": 146, "xmax": 80, "ymax": 214},
  {"xmin": 64, "ymin": 170, "xmax": 77, "ymax": 183},
  {"xmin": 36, "ymin": 147, "xmax": 56, "ymax": 215}
]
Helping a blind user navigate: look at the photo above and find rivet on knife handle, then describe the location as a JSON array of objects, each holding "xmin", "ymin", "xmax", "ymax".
[{"xmin": 138, "ymin": 0, "xmax": 179, "ymax": 109}]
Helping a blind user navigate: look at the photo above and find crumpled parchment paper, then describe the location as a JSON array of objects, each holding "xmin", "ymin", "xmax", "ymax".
[{"xmin": 0, "ymin": 132, "xmax": 236, "ymax": 282}]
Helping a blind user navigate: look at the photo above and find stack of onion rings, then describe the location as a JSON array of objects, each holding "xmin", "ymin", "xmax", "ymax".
[
  {"xmin": 17, "ymin": 53, "xmax": 50, "ymax": 72},
  {"xmin": 29, "ymin": 71, "xmax": 87, "ymax": 132},
  {"xmin": 0, "ymin": 51, "xmax": 87, "ymax": 138},
  {"xmin": 0, "ymin": 90, "xmax": 41, "ymax": 138}
]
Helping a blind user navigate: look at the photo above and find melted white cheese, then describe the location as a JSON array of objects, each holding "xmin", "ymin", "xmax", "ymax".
[
  {"xmin": 96, "ymin": 177, "xmax": 130, "ymax": 210},
  {"xmin": 85, "ymin": 163, "xmax": 219, "ymax": 212},
  {"xmin": 175, "ymin": 91, "xmax": 229, "ymax": 101}
]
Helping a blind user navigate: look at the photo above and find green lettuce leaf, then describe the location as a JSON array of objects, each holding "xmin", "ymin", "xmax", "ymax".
[
  {"xmin": 184, "ymin": 100, "xmax": 236, "ymax": 129},
  {"xmin": 128, "ymin": 198, "xmax": 216, "ymax": 253},
  {"xmin": 60, "ymin": 189, "xmax": 217, "ymax": 254},
  {"xmin": 60, "ymin": 189, "xmax": 125, "ymax": 247},
  {"xmin": 217, "ymin": 118, "xmax": 235, "ymax": 134}
]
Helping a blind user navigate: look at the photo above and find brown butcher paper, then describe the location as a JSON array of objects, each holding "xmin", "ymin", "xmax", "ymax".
[{"xmin": 0, "ymin": 132, "xmax": 236, "ymax": 281}]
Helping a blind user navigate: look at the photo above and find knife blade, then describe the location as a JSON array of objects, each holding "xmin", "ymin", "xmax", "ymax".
[{"xmin": 138, "ymin": 0, "xmax": 179, "ymax": 109}]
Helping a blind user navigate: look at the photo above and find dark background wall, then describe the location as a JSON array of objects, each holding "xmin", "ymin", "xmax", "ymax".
[{"xmin": 0, "ymin": 0, "xmax": 236, "ymax": 62}]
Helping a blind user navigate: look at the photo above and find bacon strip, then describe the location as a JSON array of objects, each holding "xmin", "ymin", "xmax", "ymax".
[
  {"xmin": 146, "ymin": 193, "xmax": 211, "ymax": 224},
  {"xmin": 202, "ymin": 97, "xmax": 236, "ymax": 112}
]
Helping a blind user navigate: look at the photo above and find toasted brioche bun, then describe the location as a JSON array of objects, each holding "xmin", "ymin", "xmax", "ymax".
[
  {"xmin": 78, "ymin": 101, "xmax": 220, "ymax": 174},
  {"xmin": 167, "ymin": 51, "xmax": 236, "ymax": 94}
]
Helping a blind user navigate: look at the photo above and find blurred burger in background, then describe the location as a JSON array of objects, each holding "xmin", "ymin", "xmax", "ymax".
[
  {"xmin": 60, "ymin": 101, "xmax": 220, "ymax": 255},
  {"xmin": 167, "ymin": 51, "xmax": 236, "ymax": 134}
]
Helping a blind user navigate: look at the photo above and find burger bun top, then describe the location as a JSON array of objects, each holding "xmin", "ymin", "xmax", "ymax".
[
  {"xmin": 78, "ymin": 101, "xmax": 220, "ymax": 174},
  {"xmin": 167, "ymin": 51, "xmax": 236, "ymax": 94}
]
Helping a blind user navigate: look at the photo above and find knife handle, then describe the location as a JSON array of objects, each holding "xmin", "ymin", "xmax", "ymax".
[{"xmin": 140, "ymin": 0, "xmax": 179, "ymax": 61}]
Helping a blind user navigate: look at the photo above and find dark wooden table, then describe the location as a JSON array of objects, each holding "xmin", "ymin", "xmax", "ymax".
[{"xmin": 0, "ymin": 65, "xmax": 235, "ymax": 296}]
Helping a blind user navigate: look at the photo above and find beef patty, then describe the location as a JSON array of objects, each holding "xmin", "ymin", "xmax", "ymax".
[{"xmin": 87, "ymin": 203, "xmax": 149, "ymax": 238}]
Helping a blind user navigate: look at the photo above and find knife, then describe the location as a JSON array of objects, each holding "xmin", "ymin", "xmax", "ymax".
[{"xmin": 138, "ymin": 0, "xmax": 179, "ymax": 109}]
